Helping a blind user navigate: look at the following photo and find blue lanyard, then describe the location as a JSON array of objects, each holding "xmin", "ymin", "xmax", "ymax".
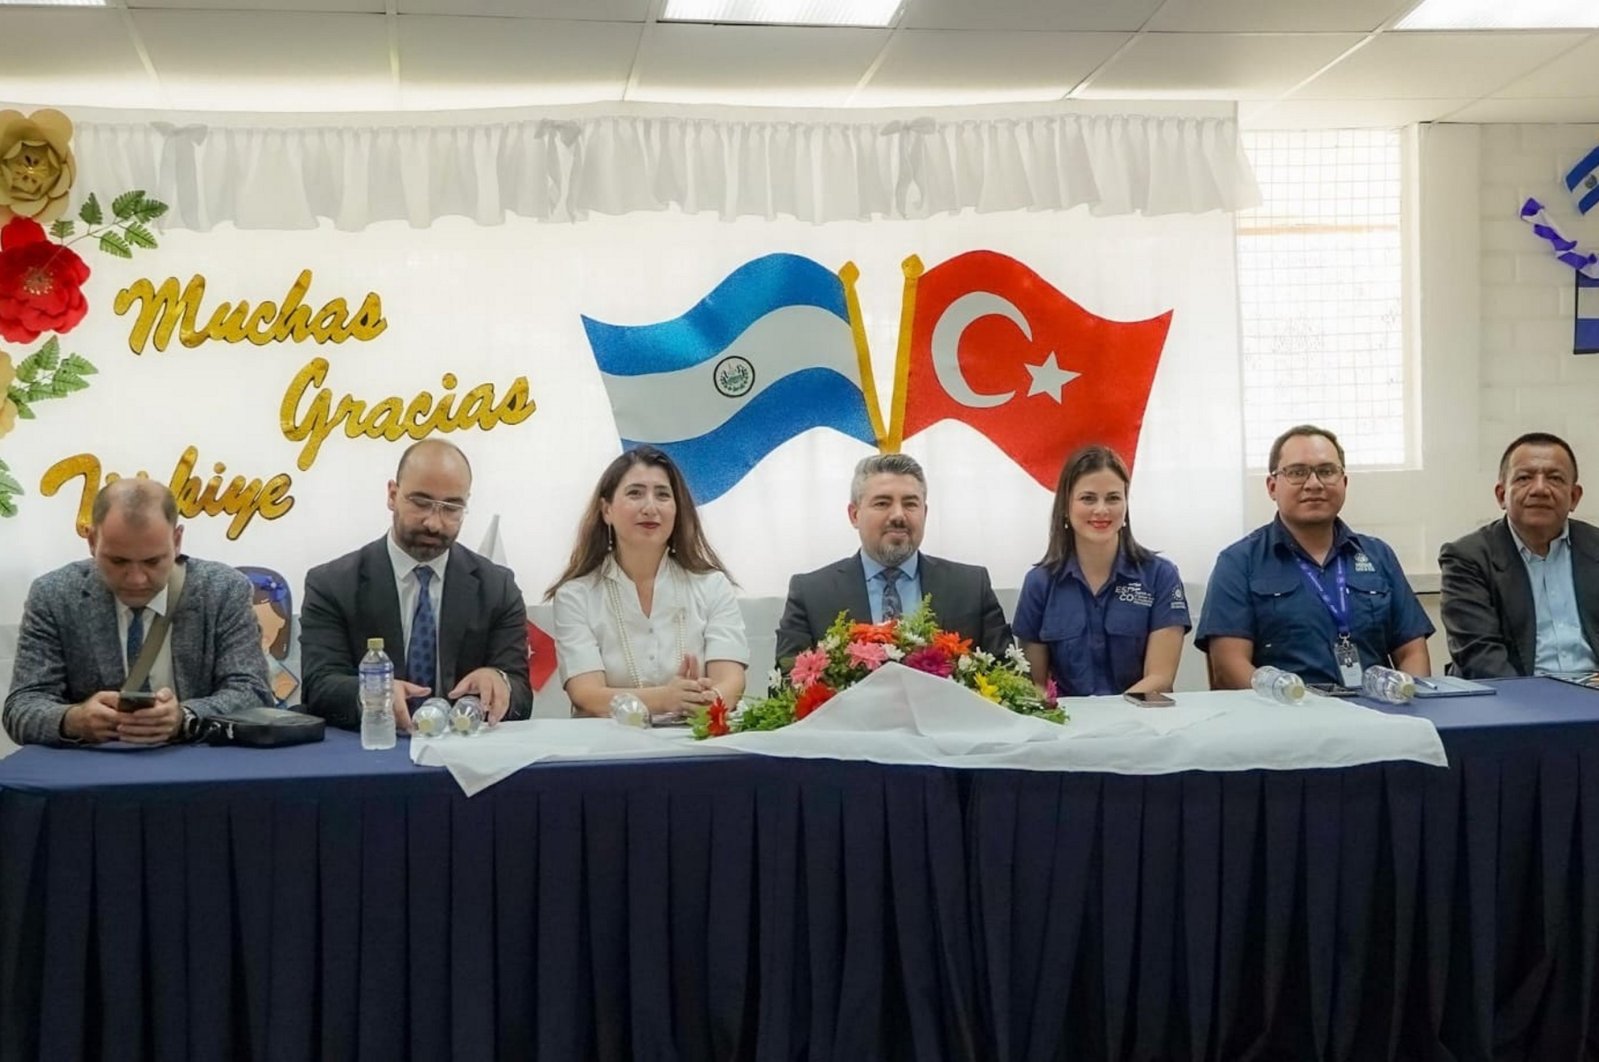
[{"xmin": 1295, "ymin": 554, "xmax": 1351, "ymax": 636}]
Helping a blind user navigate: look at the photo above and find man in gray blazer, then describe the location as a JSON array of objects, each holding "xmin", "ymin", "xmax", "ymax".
[
  {"xmin": 3, "ymin": 480, "xmax": 272, "ymax": 746},
  {"xmin": 300, "ymin": 440, "xmax": 532, "ymax": 730},
  {"xmin": 1440, "ymin": 432, "xmax": 1599, "ymax": 677},
  {"xmin": 774, "ymin": 453, "xmax": 1011, "ymax": 666}
]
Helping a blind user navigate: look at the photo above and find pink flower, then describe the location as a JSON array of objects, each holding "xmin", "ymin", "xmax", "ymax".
[
  {"xmin": 903, "ymin": 646, "xmax": 954, "ymax": 678},
  {"xmin": 1044, "ymin": 679, "xmax": 1059, "ymax": 706},
  {"xmin": 846, "ymin": 640, "xmax": 889, "ymax": 671},
  {"xmin": 790, "ymin": 647, "xmax": 829, "ymax": 690}
]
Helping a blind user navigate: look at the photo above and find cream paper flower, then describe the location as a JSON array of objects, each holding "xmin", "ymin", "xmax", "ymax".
[
  {"xmin": 0, "ymin": 109, "xmax": 76, "ymax": 225},
  {"xmin": 0, "ymin": 352, "xmax": 16, "ymax": 439}
]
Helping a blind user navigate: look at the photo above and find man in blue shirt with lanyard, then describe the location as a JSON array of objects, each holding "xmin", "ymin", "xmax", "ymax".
[{"xmin": 1196, "ymin": 424, "xmax": 1434, "ymax": 689}]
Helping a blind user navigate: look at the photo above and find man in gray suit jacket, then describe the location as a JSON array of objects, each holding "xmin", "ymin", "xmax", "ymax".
[
  {"xmin": 300, "ymin": 440, "xmax": 532, "ymax": 730},
  {"xmin": 1440, "ymin": 432, "xmax": 1599, "ymax": 677},
  {"xmin": 4, "ymin": 480, "xmax": 272, "ymax": 746},
  {"xmin": 775, "ymin": 453, "xmax": 1011, "ymax": 666}
]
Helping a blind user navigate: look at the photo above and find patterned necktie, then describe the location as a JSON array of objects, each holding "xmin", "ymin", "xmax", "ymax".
[
  {"xmin": 881, "ymin": 567, "xmax": 904, "ymax": 620},
  {"xmin": 408, "ymin": 566, "xmax": 438, "ymax": 699},
  {"xmin": 126, "ymin": 606, "xmax": 151, "ymax": 691}
]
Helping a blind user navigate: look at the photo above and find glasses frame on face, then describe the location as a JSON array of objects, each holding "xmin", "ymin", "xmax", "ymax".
[
  {"xmin": 1271, "ymin": 463, "xmax": 1345, "ymax": 486},
  {"xmin": 403, "ymin": 492, "xmax": 468, "ymax": 520}
]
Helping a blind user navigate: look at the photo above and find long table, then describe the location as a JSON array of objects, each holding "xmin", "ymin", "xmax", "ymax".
[{"xmin": 2, "ymin": 677, "xmax": 1598, "ymax": 1062}]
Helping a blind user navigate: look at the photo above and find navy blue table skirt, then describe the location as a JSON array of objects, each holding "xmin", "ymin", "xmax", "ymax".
[{"xmin": 3, "ymin": 677, "xmax": 1599, "ymax": 1062}]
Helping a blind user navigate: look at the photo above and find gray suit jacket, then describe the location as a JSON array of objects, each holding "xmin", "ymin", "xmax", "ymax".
[
  {"xmin": 3, "ymin": 557, "xmax": 274, "ymax": 746},
  {"xmin": 299, "ymin": 537, "xmax": 533, "ymax": 728},
  {"xmin": 1439, "ymin": 516, "xmax": 1599, "ymax": 678},
  {"xmin": 774, "ymin": 551, "xmax": 1012, "ymax": 666}
]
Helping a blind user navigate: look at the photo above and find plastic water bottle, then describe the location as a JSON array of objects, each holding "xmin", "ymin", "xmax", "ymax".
[
  {"xmin": 1362, "ymin": 665, "xmax": 1416, "ymax": 704},
  {"xmin": 1251, "ymin": 665, "xmax": 1306, "ymax": 705},
  {"xmin": 359, "ymin": 637, "xmax": 396, "ymax": 750}
]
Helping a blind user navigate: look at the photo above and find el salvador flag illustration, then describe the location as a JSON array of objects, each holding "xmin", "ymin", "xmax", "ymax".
[
  {"xmin": 1567, "ymin": 144, "xmax": 1599, "ymax": 215},
  {"xmin": 582, "ymin": 254, "xmax": 879, "ymax": 503}
]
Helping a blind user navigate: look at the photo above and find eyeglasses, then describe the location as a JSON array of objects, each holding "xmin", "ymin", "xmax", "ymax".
[
  {"xmin": 1271, "ymin": 464, "xmax": 1344, "ymax": 485},
  {"xmin": 404, "ymin": 493, "xmax": 468, "ymax": 520}
]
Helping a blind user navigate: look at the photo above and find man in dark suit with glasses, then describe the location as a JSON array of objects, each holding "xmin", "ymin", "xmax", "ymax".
[{"xmin": 300, "ymin": 439, "xmax": 533, "ymax": 730}]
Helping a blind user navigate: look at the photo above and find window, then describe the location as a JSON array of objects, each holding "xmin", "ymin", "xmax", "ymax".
[{"xmin": 1237, "ymin": 130, "xmax": 1406, "ymax": 468}]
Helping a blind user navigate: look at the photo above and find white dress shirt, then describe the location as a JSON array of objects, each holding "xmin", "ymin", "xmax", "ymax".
[
  {"xmin": 117, "ymin": 587, "xmax": 175, "ymax": 694},
  {"xmin": 552, "ymin": 555, "xmax": 748, "ymax": 688},
  {"xmin": 386, "ymin": 532, "xmax": 448, "ymax": 675}
]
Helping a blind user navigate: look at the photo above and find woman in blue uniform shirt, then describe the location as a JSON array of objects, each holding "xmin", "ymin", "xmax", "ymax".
[{"xmin": 1014, "ymin": 445, "xmax": 1191, "ymax": 696}]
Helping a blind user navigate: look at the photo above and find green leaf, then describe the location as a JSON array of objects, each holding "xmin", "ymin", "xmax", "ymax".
[
  {"xmin": 61, "ymin": 354, "xmax": 97, "ymax": 376},
  {"xmin": 34, "ymin": 337, "xmax": 59, "ymax": 371},
  {"xmin": 0, "ymin": 456, "xmax": 9, "ymax": 470},
  {"xmin": 0, "ymin": 472, "xmax": 21, "ymax": 495},
  {"xmin": 124, "ymin": 221, "xmax": 157, "ymax": 251},
  {"xmin": 49, "ymin": 219, "xmax": 75, "ymax": 239},
  {"xmin": 0, "ymin": 494, "xmax": 17, "ymax": 519},
  {"xmin": 78, "ymin": 193, "xmax": 103, "ymax": 227},
  {"xmin": 111, "ymin": 189, "xmax": 145, "ymax": 220},
  {"xmin": 98, "ymin": 231, "xmax": 132, "ymax": 259},
  {"xmin": 11, "ymin": 397, "xmax": 33, "ymax": 420},
  {"xmin": 53, "ymin": 373, "xmax": 88, "ymax": 394},
  {"xmin": 24, "ymin": 383, "xmax": 49, "ymax": 402},
  {"xmin": 134, "ymin": 199, "xmax": 168, "ymax": 222},
  {"xmin": 14, "ymin": 355, "xmax": 36, "ymax": 383}
]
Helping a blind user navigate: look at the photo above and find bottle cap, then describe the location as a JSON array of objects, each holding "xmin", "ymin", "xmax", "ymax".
[{"xmin": 367, "ymin": 636, "xmax": 384, "ymax": 650}]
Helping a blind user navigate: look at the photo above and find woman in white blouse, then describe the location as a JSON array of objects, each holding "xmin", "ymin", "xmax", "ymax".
[{"xmin": 547, "ymin": 446, "xmax": 749, "ymax": 718}]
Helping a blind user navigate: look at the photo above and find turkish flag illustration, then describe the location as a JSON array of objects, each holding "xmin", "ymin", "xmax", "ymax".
[
  {"xmin": 897, "ymin": 251, "xmax": 1173, "ymax": 488},
  {"xmin": 527, "ymin": 619, "xmax": 558, "ymax": 692}
]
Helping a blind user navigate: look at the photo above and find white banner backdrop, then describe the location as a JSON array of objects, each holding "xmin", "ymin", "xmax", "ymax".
[{"xmin": 2, "ymin": 207, "xmax": 1241, "ymax": 671}]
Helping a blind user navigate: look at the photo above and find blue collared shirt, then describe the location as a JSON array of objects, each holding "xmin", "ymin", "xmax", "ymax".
[
  {"xmin": 1013, "ymin": 552, "xmax": 1190, "ymax": 696},
  {"xmin": 1195, "ymin": 517, "xmax": 1434, "ymax": 686},
  {"xmin": 1509, "ymin": 522, "xmax": 1599, "ymax": 674},
  {"xmin": 861, "ymin": 551, "xmax": 923, "ymax": 623}
]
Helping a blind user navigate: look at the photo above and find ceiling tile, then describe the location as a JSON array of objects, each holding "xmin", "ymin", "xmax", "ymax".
[
  {"xmin": 1080, "ymin": 32, "xmax": 1363, "ymax": 99},
  {"xmin": 0, "ymin": 10, "xmax": 157, "ymax": 108},
  {"xmin": 132, "ymin": 11, "xmax": 394, "ymax": 110},
  {"xmin": 858, "ymin": 30, "xmax": 1128, "ymax": 105},
  {"xmin": 398, "ymin": 0, "xmax": 651, "ymax": 18},
  {"xmin": 126, "ymin": 0, "xmax": 383, "ymax": 11},
  {"xmin": 1290, "ymin": 31, "xmax": 1583, "ymax": 99},
  {"xmin": 1239, "ymin": 97, "xmax": 1473, "ymax": 128},
  {"xmin": 398, "ymin": 16, "xmax": 638, "ymax": 107},
  {"xmin": 1147, "ymin": 0, "xmax": 1411, "ymax": 33},
  {"xmin": 1442, "ymin": 97, "xmax": 1599, "ymax": 123},
  {"xmin": 900, "ymin": 0, "xmax": 1163, "ymax": 33},
  {"xmin": 631, "ymin": 24, "xmax": 889, "ymax": 106},
  {"xmin": 1492, "ymin": 34, "xmax": 1599, "ymax": 98}
]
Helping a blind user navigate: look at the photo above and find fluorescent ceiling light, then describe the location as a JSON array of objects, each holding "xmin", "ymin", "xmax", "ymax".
[
  {"xmin": 662, "ymin": 0, "xmax": 901, "ymax": 28},
  {"xmin": 1396, "ymin": 0, "xmax": 1599, "ymax": 29},
  {"xmin": 0, "ymin": 0, "xmax": 108, "ymax": 5}
]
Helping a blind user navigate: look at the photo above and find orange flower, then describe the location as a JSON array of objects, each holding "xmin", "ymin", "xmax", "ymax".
[
  {"xmin": 932, "ymin": 631, "xmax": 972, "ymax": 657},
  {"xmin": 849, "ymin": 621, "xmax": 897, "ymax": 644}
]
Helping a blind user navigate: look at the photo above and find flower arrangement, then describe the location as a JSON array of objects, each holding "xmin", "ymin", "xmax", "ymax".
[
  {"xmin": 0, "ymin": 108, "xmax": 168, "ymax": 517},
  {"xmin": 691, "ymin": 597, "xmax": 1065, "ymax": 739}
]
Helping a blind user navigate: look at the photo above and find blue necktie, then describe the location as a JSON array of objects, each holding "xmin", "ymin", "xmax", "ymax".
[
  {"xmin": 881, "ymin": 567, "xmax": 904, "ymax": 620},
  {"xmin": 126, "ymin": 606, "xmax": 151, "ymax": 691},
  {"xmin": 408, "ymin": 566, "xmax": 438, "ymax": 701}
]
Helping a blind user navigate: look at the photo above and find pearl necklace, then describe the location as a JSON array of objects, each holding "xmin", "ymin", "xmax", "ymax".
[{"xmin": 604, "ymin": 558, "xmax": 687, "ymax": 690}]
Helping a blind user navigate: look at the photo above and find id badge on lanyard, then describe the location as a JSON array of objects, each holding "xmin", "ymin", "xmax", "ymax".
[{"xmin": 1296, "ymin": 555, "xmax": 1362, "ymax": 687}]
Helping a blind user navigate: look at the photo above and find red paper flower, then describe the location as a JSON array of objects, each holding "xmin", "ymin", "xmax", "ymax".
[
  {"xmin": 849, "ymin": 621, "xmax": 897, "ymax": 644},
  {"xmin": 0, "ymin": 216, "xmax": 90, "ymax": 344},
  {"xmin": 794, "ymin": 682, "xmax": 837, "ymax": 720},
  {"xmin": 903, "ymin": 646, "xmax": 954, "ymax": 678},
  {"xmin": 706, "ymin": 697, "xmax": 730, "ymax": 737},
  {"xmin": 932, "ymin": 631, "xmax": 972, "ymax": 658}
]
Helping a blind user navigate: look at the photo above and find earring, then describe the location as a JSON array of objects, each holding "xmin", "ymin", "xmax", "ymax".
[{"xmin": 607, "ymin": 524, "xmax": 615, "ymax": 552}]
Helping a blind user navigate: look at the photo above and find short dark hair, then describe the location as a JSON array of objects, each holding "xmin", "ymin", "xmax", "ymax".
[
  {"xmin": 1268, "ymin": 424, "xmax": 1346, "ymax": 473},
  {"xmin": 91, "ymin": 478, "xmax": 178, "ymax": 529},
  {"xmin": 1498, "ymin": 432, "xmax": 1579, "ymax": 483},
  {"xmin": 851, "ymin": 453, "xmax": 926, "ymax": 506},
  {"xmin": 395, "ymin": 439, "xmax": 472, "ymax": 483}
]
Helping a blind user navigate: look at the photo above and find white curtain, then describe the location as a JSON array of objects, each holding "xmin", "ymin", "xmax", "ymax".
[{"xmin": 65, "ymin": 103, "xmax": 1259, "ymax": 231}]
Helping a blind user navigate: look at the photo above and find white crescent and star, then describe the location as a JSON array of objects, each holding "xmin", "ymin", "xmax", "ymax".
[{"xmin": 929, "ymin": 291, "xmax": 1080, "ymax": 408}]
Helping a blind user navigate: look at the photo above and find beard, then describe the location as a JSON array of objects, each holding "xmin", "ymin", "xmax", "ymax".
[
  {"xmin": 871, "ymin": 529, "xmax": 917, "ymax": 568},
  {"xmin": 398, "ymin": 526, "xmax": 454, "ymax": 562}
]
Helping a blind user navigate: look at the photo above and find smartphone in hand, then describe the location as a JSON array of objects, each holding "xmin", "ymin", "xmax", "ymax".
[
  {"xmin": 117, "ymin": 690, "xmax": 158, "ymax": 712},
  {"xmin": 1123, "ymin": 691, "xmax": 1176, "ymax": 707}
]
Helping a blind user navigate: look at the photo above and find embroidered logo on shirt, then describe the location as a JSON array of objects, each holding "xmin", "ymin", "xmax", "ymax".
[
  {"xmin": 1354, "ymin": 552, "xmax": 1376, "ymax": 573},
  {"xmin": 1116, "ymin": 582, "xmax": 1154, "ymax": 607},
  {"xmin": 1170, "ymin": 584, "xmax": 1189, "ymax": 611}
]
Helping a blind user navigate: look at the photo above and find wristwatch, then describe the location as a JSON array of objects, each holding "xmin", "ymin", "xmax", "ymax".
[{"xmin": 177, "ymin": 706, "xmax": 203, "ymax": 743}]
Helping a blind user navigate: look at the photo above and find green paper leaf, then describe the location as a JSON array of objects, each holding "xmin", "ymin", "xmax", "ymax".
[
  {"xmin": 49, "ymin": 219, "xmax": 75, "ymax": 239},
  {"xmin": 61, "ymin": 354, "xmax": 97, "ymax": 376},
  {"xmin": 24, "ymin": 383, "xmax": 49, "ymax": 402},
  {"xmin": 0, "ymin": 494, "xmax": 17, "ymax": 519},
  {"xmin": 111, "ymin": 189, "xmax": 145, "ymax": 221},
  {"xmin": 13, "ymin": 358, "xmax": 35, "ymax": 383},
  {"xmin": 0, "ymin": 472, "xmax": 21, "ymax": 495},
  {"xmin": 53, "ymin": 373, "xmax": 88, "ymax": 394},
  {"xmin": 0, "ymin": 456, "xmax": 9, "ymax": 470},
  {"xmin": 34, "ymin": 337, "xmax": 59, "ymax": 371},
  {"xmin": 12, "ymin": 397, "xmax": 33, "ymax": 420},
  {"xmin": 98, "ymin": 231, "xmax": 132, "ymax": 259},
  {"xmin": 124, "ymin": 221, "xmax": 157, "ymax": 251},
  {"xmin": 134, "ymin": 199, "xmax": 168, "ymax": 223},
  {"xmin": 78, "ymin": 193, "xmax": 103, "ymax": 226}
]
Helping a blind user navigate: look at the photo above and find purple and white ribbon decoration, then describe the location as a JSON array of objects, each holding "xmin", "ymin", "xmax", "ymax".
[{"xmin": 1520, "ymin": 198, "xmax": 1599, "ymax": 278}]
